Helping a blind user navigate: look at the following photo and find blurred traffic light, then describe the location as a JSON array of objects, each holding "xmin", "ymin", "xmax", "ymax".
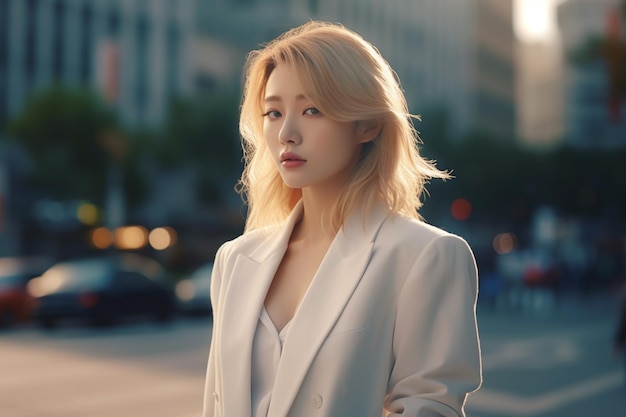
[{"xmin": 451, "ymin": 198, "xmax": 473, "ymax": 221}]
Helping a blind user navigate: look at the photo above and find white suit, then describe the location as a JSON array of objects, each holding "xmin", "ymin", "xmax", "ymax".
[{"xmin": 203, "ymin": 201, "xmax": 482, "ymax": 417}]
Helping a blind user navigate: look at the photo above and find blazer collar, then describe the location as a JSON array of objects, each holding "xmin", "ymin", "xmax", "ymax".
[
  {"xmin": 268, "ymin": 200, "xmax": 389, "ymax": 417},
  {"xmin": 219, "ymin": 200, "xmax": 390, "ymax": 417}
]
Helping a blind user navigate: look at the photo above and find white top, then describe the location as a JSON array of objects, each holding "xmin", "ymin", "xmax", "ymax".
[{"xmin": 251, "ymin": 307, "xmax": 293, "ymax": 417}]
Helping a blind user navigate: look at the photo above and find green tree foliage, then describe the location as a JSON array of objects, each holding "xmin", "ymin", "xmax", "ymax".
[
  {"xmin": 421, "ymin": 134, "xmax": 626, "ymax": 225},
  {"xmin": 6, "ymin": 85, "xmax": 145, "ymax": 207},
  {"xmin": 145, "ymin": 89, "xmax": 242, "ymax": 204}
]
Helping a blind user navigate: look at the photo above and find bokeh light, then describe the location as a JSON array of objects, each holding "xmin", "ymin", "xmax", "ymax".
[
  {"xmin": 451, "ymin": 198, "xmax": 473, "ymax": 221},
  {"xmin": 77, "ymin": 202, "xmax": 100, "ymax": 225},
  {"xmin": 90, "ymin": 227, "xmax": 113, "ymax": 249},
  {"xmin": 149, "ymin": 227, "xmax": 178, "ymax": 250},
  {"xmin": 114, "ymin": 226, "xmax": 148, "ymax": 250},
  {"xmin": 493, "ymin": 232, "xmax": 518, "ymax": 254}
]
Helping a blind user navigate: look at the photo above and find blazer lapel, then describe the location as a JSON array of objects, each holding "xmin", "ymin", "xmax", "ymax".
[
  {"xmin": 267, "ymin": 202, "xmax": 390, "ymax": 417},
  {"xmin": 219, "ymin": 202, "xmax": 304, "ymax": 417}
]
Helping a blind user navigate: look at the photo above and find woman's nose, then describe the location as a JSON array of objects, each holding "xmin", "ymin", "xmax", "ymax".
[{"xmin": 278, "ymin": 117, "xmax": 302, "ymax": 145}]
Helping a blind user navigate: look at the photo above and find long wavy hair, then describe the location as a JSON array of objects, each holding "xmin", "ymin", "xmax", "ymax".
[{"xmin": 238, "ymin": 20, "xmax": 449, "ymax": 232}]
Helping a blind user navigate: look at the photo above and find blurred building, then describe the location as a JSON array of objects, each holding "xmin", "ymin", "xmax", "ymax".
[
  {"xmin": 199, "ymin": 0, "xmax": 516, "ymax": 141},
  {"xmin": 516, "ymin": 40, "xmax": 566, "ymax": 146},
  {"xmin": 0, "ymin": 0, "xmax": 206, "ymax": 128},
  {"xmin": 471, "ymin": 0, "xmax": 516, "ymax": 140},
  {"xmin": 1, "ymin": 0, "xmax": 518, "ymax": 136},
  {"xmin": 0, "ymin": 0, "xmax": 235, "ymax": 255},
  {"xmin": 557, "ymin": 0, "xmax": 626, "ymax": 148}
]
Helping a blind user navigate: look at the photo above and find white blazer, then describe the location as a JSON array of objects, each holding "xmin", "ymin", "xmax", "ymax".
[{"xmin": 203, "ymin": 201, "xmax": 482, "ymax": 417}]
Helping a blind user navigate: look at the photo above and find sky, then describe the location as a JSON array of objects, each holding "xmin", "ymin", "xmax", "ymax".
[{"xmin": 514, "ymin": 0, "xmax": 569, "ymax": 43}]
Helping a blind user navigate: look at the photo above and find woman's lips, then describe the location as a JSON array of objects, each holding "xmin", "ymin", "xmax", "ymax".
[{"xmin": 280, "ymin": 152, "xmax": 306, "ymax": 168}]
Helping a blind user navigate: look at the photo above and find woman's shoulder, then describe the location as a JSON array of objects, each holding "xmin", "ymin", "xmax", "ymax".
[
  {"xmin": 379, "ymin": 212, "xmax": 471, "ymax": 253},
  {"xmin": 215, "ymin": 224, "xmax": 280, "ymax": 260},
  {"xmin": 373, "ymin": 214, "xmax": 477, "ymax": 278}
]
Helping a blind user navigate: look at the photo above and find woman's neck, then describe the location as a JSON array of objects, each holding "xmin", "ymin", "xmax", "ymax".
[{"xmin": 296, "ymin": 189, "xmax": 340, "ymax": 243}]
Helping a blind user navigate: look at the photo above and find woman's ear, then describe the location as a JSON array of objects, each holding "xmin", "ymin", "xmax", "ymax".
[{"xmin": 357, "ymin": 119, "xmax": 382, "ymax": 143}]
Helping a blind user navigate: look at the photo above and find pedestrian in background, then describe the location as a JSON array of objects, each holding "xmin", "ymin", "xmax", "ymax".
[
  {"xmin": 203, "ymin": 21, "xmax": 482, "ymax": 417},
  {"xmin": 613, "ymin": 282, "xmax": 626, "ymax": 384}
]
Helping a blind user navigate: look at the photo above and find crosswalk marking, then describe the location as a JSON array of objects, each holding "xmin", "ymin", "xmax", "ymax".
[{"xmin": 466, "ymin": 318, "xmax": 620, "ymax": 416}]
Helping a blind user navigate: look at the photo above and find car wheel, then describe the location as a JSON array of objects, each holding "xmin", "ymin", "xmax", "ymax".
[
  {"xmin": 154, "ymin": 304, "xmax": 174, "ymax": 323},
  {"xmin": 91, "ymin": 306, "xmax": 119, "ymax": 327},
  {"xmin": 39, "ymin": 317, "xmax": 57, "ymax": 329},
  {"xmin": 0, "ymin": 310, "xmax": 15, "ymax": 328}
]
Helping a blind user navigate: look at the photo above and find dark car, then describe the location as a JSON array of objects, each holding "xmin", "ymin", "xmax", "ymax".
[
  {"xmin": 28, "ymin": 254, "xmax": 177, "ymax": 328},
  {"xmin": 175, "ymin": 262, "xmax": 213, "ymax": 316},
  {"xmin": 0, "ymin": 257, "xmax": 54, "ymax": 327}
]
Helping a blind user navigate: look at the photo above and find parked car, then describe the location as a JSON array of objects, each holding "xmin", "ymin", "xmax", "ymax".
[
  {"xmin": 28, "ymin": 254, "xmax": 177, "ymax": 328},
  {"xmin": 175, "ymin": 262, "xmax": 213, "ymax": 316},
  {"xmin": 0, "ymin": 257, "xmax": 54, "ymax": 327}
]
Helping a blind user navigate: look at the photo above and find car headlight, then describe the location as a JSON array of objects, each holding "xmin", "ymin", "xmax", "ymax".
[{"xmin": 175, "ymin": 280, "xmax": 196, "ymax": 301}]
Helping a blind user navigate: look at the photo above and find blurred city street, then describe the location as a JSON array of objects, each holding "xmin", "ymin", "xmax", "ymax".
[
  {"xmin": 469, "ymin": 293, "xmax": 626, "ymax": 417},
  {"xmin": 1, "ymin": 294, "xmax": 624, "ymax": 417},
  {"xmin": 0, "ymin": 318, "xmax": 212, "ymax": 417},
  {"xmin": 0, "ymin": 0, "xmax": 625, "ymax": 416}
]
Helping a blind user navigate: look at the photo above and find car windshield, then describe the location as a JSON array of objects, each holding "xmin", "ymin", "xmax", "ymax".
[{"xmin": 40, "ymin": 261, "xmax": 111, "ymax": 292}]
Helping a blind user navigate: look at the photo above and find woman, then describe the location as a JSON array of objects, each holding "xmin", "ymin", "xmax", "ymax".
[
  {"xmin": 203, "ymin": 21, "xmax": 482, "ymax": 417},
  {"xmin": 613, "ymin": 283, "xmax": 626, "ymax": 385}
]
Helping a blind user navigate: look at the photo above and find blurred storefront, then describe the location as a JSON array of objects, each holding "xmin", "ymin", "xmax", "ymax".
[{"xmin": 558, "ymin": 0, "xmax": 626, "ymax": 148}]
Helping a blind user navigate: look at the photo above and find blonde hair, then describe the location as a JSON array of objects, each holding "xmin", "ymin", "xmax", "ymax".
[{"xmin": 238, "ymin": 21, "xmax": 449, "ymax": 232}]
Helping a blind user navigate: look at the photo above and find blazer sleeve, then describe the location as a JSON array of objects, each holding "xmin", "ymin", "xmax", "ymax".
[
  {"xmin": 202, "ymin": 242, "xmax": 228, "ymax": 417},
  {"xmin": 384, "ymin": 234, "xmax": 482, "ymax": 417}
]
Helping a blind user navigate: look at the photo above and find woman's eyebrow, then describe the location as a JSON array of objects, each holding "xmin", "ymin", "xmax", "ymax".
[{"xmin": 264, "ymin": 94, "xmax": 308, "ymax": 103}]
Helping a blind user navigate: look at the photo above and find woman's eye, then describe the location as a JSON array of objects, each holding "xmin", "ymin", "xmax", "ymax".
[
  {"xmin": 262, "ymin": 110, "xmax": 281, "ymax": 119},
  {"xmin": 304, "ymin": 107, "xmax": 320, "ymax": 116}
]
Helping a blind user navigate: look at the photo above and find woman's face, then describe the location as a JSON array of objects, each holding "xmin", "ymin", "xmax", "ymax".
[{"xmin": 262, "ymin": 64, "xmax": 366, "ymax": 192}]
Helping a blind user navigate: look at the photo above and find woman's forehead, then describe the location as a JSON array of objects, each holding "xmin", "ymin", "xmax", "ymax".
[{"xmin": 264, "ymin": 64, "xmax": 312, "ymax": 100}]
